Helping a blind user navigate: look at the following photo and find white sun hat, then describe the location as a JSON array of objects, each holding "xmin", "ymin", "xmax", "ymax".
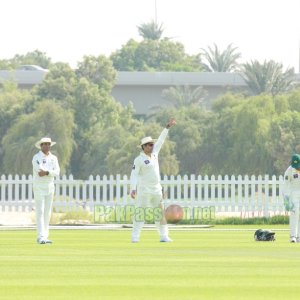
[
  {"xmin": 139, "ymin": 136, "xmax": 157, "ymax": 147},
  {"xmin": 35, "ymin": 137, "xmax": 56, "ymax": 149}
]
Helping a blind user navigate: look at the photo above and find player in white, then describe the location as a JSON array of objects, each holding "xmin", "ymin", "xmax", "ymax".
[
  {"xmin": 283, "ymin": 154, "xmax": 300, "ymax": 243},
  {"xmin": 32, "ymin": 137, "xmax": 60, "ymax": 244},
  {"xmin": 130, "ymin": 118, "xmax": 176, "ymax": 243}
]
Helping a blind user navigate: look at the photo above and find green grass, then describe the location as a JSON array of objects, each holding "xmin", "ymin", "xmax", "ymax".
[{"xmin": 1, "ymin": 227, "xmax": 300, "ymax": 300}]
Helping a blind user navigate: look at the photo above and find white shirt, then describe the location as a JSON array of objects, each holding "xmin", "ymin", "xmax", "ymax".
[
  {"xmin": 130, "ymin": 128, "xmax": 169, "ymax": 194},
  {"xmin": 32, "ymin": 151, "xmax": 60, "ymax": 193},
  {"xmin": 283, "ymin": 166, "xmax": 300, "ymax": 196}
]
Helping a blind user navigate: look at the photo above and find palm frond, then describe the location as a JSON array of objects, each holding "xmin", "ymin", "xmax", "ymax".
[{"xmin": 200, "ymin": 43, "xmax": 241, "ymax": 72}]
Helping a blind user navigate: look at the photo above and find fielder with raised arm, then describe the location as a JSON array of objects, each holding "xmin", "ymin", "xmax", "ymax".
[{"xmin": 130, "ymin": 118, "xmax": 176, "ymax": 243}]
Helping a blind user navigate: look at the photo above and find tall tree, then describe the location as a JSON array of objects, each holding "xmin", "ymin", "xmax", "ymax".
[
  {"xmin": 14, "ymin": 50, "xmax": 52, "ymax": 69},
  {"xmin": 137, "ymin": 20, "xmax": 164, "ymax": 40},
  {"xmin": 111, "ymin": 38, "xmax": 201, "ymax": 72},
  {"xmin": 242, "ymin": 60, "xmax": 296, "ymax": 96},
  {"xmin": 267, "ymin": 111, "xmax": 300, "ymax": 174},
  {"xmin": 0, "ymin": 50, "xmax": 52, "ymax": 69},
  {"xmin": 0, "ymin": 82, "xmax": 34, "ymax": 170},
  {"xmin": 110, "ymin": 39, "xmax": 139, "ymax": 71},
  {"xmin": 35, "ymin": 62, "xmax": 77, "ymax": 108},
  {"xmin": 203, "ymin": 93, "xmax": 297, "ymax": 175},
  {"xmin": 81, "ymin": 125, "xmax": 140, "ymax": 176},
  {"xmin": 134, "ymin": 39, "xmax": 183, "ymax": 71},
  {"xmin": 200, "ymin": 43, "xmax": 241, "ymax": 72},
  {"xmin": 72, "ymin": 78, "xmax": 121, "ymax": 132},
  {"xmin": 70, "ymin": 77, "xmax": 134, "ymax": 177},
  {"xmin": 76, "ymin": 55, "xmax": 117, "ymax": 92},
  {"xmin": 154, "ymin": 106, "xmax": 212, "ymax": 175},
  {"xmin": 2, "ymin": 100, "xmax": 74, "ymax": 174}
]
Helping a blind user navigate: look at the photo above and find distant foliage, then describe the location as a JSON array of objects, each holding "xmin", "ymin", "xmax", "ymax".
[
  {"xmin": 2, "ymin": 101, "xmax": 74, "ymax": 174},
  {"xmin": 200, "ymin": 43, "xmax": 241, "ymax": 72},
  {"xmin": 0, "ymin": 50, "xmax": 51, "ymax": 69},
  {"xmin": 137, "ymin": 20, "xmax": 164, "ymax": 40},
  {"xmin": 242, "ymin": 60, "xmax": 296, "ymax": 96},
  {"xmin": 111, "ymin": 38, "xmax": 202, "ymax": 72},
  {"xmin": 1, "ymin": 47, "xmax": 300, "ymax": 177}
]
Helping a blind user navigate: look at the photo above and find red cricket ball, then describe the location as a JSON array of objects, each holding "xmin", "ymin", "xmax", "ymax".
[{"xmin": 165, "ymin": 204, "xmax": 184, "ymax": 224}]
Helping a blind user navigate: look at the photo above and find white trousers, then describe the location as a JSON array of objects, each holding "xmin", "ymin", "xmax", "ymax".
[
  {"xmin": 132, "ymin": 192, "xmax": 169, "ymax": 241},
  {"xmin": 289, "ymin": 193, "xmax": 300, "ymax": 239},
  {"xmin": 34, "ymin": 192, "xmax": 54, "ymax": 241}
]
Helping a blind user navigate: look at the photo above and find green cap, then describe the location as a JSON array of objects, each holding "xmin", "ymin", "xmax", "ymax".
[{"xmin": 291, "ymin": 154, "xmax": 300, "ymax": 169}]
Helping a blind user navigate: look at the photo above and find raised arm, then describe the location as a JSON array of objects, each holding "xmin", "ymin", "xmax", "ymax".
[{"xmin": 153, "ymin": 118, "xmax": 176, "ymax": 154}]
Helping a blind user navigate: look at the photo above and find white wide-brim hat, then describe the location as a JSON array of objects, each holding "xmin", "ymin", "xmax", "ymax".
[
  {"xmin": 139, "ymin": 136, "xmax": 157, "ymax": 147},
  {"xmin": 35, "ymin": 137, "xmax": 56, "ymax": 149}
]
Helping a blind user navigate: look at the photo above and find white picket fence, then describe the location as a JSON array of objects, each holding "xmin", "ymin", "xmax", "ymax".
[{"xmin": 0, "ymin": 174, "xmax": 286, "ymax": 216}]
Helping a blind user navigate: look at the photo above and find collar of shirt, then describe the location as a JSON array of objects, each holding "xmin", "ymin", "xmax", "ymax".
[
  {"xmin": 39, "ymin": 150, "xmax": 51, "ymax": 157},
  {"xmin": 140, "ymin": 151, "xmax": 153, "ymax": 159}
]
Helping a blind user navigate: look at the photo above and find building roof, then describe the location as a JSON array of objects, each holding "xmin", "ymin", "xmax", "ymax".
[
  {"xmin": 0, "ymin": 70, "xmax": 299, "ymax": 87},
  {"xmin": 116, "ymin": 72, "xmax": 248, "ymax": 86}
]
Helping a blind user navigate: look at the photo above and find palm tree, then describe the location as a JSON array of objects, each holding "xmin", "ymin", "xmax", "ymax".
[
  {"xmin": 242, "ymin": 60, "xmax": 296, "ymax": 96},
  {"xmin": 200, "ymin": 43, "xmax": 241, "ymax": 72},
  {"xmin": 162, "ymin": 85, "xmax": 207, "ymax": 108},
  {"xmin": 145, "ymin": 85, "xmax": 207, "ymax": 122},
  {"xmin": 137, "ymin": 20, "xmax": 164, "ymax": 40}
]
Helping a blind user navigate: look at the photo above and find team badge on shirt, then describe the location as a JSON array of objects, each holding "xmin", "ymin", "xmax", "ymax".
[
  {"xmin": 293, "ymin": 174, "xmax": 298, "ymax": 178},
  {"xmin": 42, "ymin": 159, "xmax": 46, "ymax": 164},
  {"xmin": 144, "ymin": 160, "xmax": 150, "ymax": 164}
]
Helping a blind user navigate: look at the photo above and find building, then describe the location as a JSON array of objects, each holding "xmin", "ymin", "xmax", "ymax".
[
  {"xmin": 1, "ymin": 70, "xmax": 299, "ymax": 115},
  {"xmin": 112, "ymin": 72, "xmax": 248, "ymax": 115}
]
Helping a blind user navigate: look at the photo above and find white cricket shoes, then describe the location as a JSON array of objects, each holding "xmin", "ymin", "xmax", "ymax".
[
  {"xmin": 37, "ymin": 239, "xmax": 46, "ymax": 244},
  {"xmin": 37, "ymin": 238, "xmax": 52, "ymax": 244},
  {"xmin": 160, "ymin": 236, "xmax": 173, "ymax": 242},
  {"xmin": 290, "ymin": 237, "xmax": 297, "ymax": 243}
]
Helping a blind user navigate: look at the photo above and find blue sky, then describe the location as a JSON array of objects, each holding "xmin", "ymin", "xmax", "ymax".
[{"xmin": 1, "ymin": 0, "xmax": 300, "ymax": 71}]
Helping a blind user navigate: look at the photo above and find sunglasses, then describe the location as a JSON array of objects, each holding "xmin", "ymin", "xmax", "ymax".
[{"xmin": 146, "ymin": 143, "xmax": 154, "ymax": 147}]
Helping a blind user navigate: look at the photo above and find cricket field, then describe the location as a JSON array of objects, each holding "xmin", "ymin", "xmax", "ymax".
[{"xmin": 0, "ymin": 226, "xmax": 300, "ymax": 300}]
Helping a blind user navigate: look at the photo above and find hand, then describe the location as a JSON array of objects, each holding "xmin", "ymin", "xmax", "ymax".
[
  {"xmin": 166, "ymin": 118, "xmax": 176, "ymax": 129},
  {"xmin": 38, "ymin": 170, "xmax": 49, "ymax": 177},
  {"xmin": 131, "ymin": 190, "xmax": 137, "ymax": 199},
  {"xmin": 284, "ymin": 195, "xmax": 294, "ymax": 212}
]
